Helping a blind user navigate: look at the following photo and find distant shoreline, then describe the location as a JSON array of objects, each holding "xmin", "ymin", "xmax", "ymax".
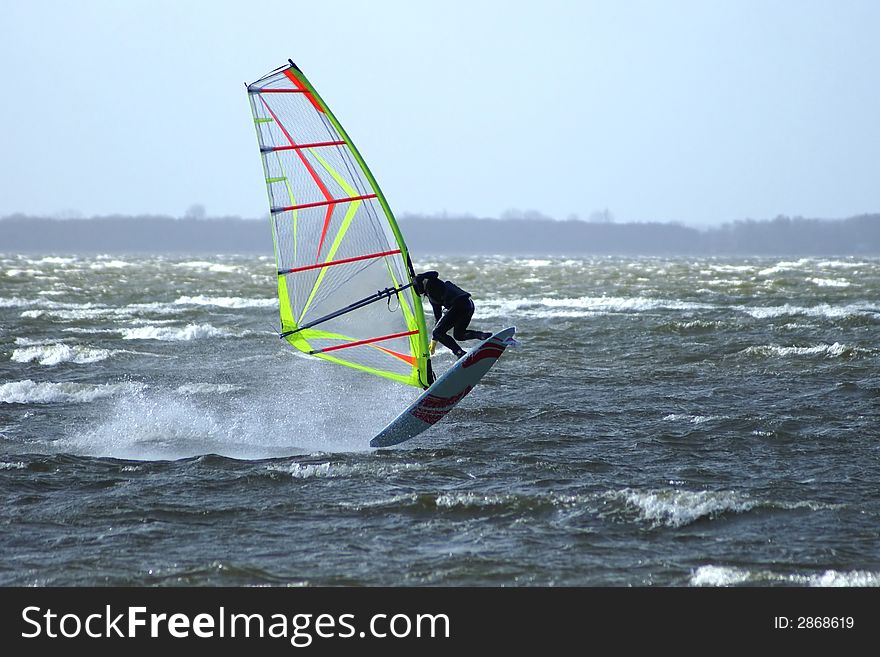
[{"xmin": 1, "ymin": 213, "xmax": 878, "ymax": 255}]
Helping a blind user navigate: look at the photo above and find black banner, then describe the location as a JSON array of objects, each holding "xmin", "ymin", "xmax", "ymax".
[{"xmin": 0, "ymin": 586, "xmax": 873, "ymax": 653}]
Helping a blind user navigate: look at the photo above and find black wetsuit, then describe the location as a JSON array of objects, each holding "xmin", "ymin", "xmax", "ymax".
[{"xmin": 416, "ymin": 272, "xmax": 490, "ymax": 357}]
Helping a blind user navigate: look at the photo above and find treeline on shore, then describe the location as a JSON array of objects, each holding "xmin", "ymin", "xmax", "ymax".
[{"xmin": 1, "ymin": 213, "xmax": 878, "ymax": 255}]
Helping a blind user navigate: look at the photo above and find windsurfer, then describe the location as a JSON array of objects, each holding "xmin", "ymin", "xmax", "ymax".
[{"xmin": 414, "ymin": 271, "xmax": 492, "ymax": 359}]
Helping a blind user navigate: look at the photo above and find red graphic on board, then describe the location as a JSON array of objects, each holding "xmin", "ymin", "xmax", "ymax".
[
  {"xmin": 410, "ymin": 386, "xmax": 474, "ymax": 425},
  {"xmin": 461, "ymin": 343, "xmax": 505, "ymax": 368}
]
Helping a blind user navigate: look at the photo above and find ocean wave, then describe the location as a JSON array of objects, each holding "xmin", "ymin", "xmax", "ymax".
[
  {"xmin": 703, "ymin": 278, "xmax": 749, "ymax": 287},
  {"xmin": 739, "ymin": 303, "xmax": 876, "ymax": 320},
  {"xmin": 816, "ymin": 260, "xmax": 868, "ymax": 269},
  {"xmin": 88, "ymin": 260, "xmax": 132, "ymax": 270},
  {"xmin": 481, "ymin": 295, "xmax": 713, "ymax": 318},
  {"xmin": 269, "ymin": 461, "xmax": 424, "ymax": 479},
  {"xmin": 120, "ymin": 323, "xmax": 231, "ymax": 341},
  {"xmin": 0, "ymin": 461, "xmax": 26, "ymax": 470},
  {"xmin": 0, "ymin": 380, "xmax": 138, "ymax": 404},
  {"xmin": 342, "ymin": 490, "xmax": 581, "ymax": 514},
  {"xmin": 173, "ymin": 295, "xmax": 276, "ymax": 309},
  {"xmin": 741, "ymin": 343, "xmax": 864, "ymax": 358},
  {"xmin": 0, "ymin": 297, "xmax": 38, "ymax": 309},
  {"xmin": 663, "ymin": 413, "xmax": 729, "ymax": 424},
  {"xmin": 758, "ymin": 258, "xmax": 814, "ymax": 276},
  {"xmin": 604, "ymin": 488, "xmax": 756, "ymax": 528},
  {"xmin": 707, "ymin": 264, "xmax": 756, "ymax": 273},
  {"xmin": 11, "ymin": 343, "xmax": 114, "ymax": 365},
  {"xmin": 691, "ymin": 565, "xmax": 880, "ymax": 587},
  {"xmin": 806, "ymin": 277, "xmax": 851, "ymax": 288},
  {"xmin": 30, "ymin": 256, "xmax": 78, "ymax": 266},
  {"xmin": 174, "ymin": 261, "xmax": 243, "ymax": 274}
]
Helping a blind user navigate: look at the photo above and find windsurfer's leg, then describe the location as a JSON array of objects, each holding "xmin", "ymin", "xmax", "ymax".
[
  {"xmin": 452, "ymin": 299, "xmax": 492, "ymax": 341},
  {"xmin": 432, "ymin": 309, "xmax": 465, "ymax": 357}
]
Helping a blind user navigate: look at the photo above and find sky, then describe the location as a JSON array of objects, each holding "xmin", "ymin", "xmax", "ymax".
[{"xmin": 1, "ymin": 0, "xmax": 878, "ymax": 227}]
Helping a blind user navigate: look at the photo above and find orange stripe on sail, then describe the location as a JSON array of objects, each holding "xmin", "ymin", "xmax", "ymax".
[{"xmin": 376, "ymin": 346, "xmax": 417, "ymax": 367}]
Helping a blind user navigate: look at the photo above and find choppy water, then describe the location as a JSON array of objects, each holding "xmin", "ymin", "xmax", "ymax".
[{"xmin": 1, "ymin": 253, "xmax": 879, "ymax": 586}]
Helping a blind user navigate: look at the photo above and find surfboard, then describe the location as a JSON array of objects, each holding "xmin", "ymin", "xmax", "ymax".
[{"xmin": 370, "ymin": 327, "xmax": 517, "ymax": 447}]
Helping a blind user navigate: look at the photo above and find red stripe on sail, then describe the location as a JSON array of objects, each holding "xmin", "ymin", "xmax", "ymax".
[
  {"xmin": 263, "ymin": 140, "xmax": 346, "ymax": 152},
  {"xmin": 273, "ymin": 194, "xmax": 376, "ymax": 213},
  {"xmin": 283, "ymin": 69, "xmax": 324, "ymax": 113},
  {"xmin": 312, "ymin": 330, "xmax": 418, "ymax": 354},
  {"xmin": 280, "ymin": 249, "xmax": 401, "ymax": 275}
]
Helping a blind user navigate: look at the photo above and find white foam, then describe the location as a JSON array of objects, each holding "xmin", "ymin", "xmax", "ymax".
[
  {"xmin": 704, "ymin": 278, "xmax": 747, "ymax": 287},
  {"xmin": 613, "ymin": 488, "xmax": 755, "ymax": 528},
  {"xmin": 174, "ymin": 261, "xmax": 242, "ymax": 273},
  {"xmin": 810, "ymin": 570, "xmax": 880, "ymax": 587},
  {"xmin": 0, "ymin": 461, "xmax": 26, "ymax": 470},
  {"xmin": 120, "ymin": 323, "xmax": 230, "ymax": 341},
  {"xmin": 175, "ymin": 383, "xmax": 243, "ymax": 395},
  {"xmin": 0, "ymin": 379, "xmax": 138, "ymax": 404},
  {"xmin": 32, "ymin": 256, "xmax": 77, "ymax": 265},
  {"xmin": 816, "ymin": 260, "xmax": 867, "ymax": 269},
  {"xmin": 0, "ymin": 297, "xmax": 37, "ymax": 309},
  {"xmin": 691, "ymin": 565, "xmax": 753, "ymax": 586},
  {"xmin": 269, "ymin": 461, "xmax": 424, "ymax": 479},
  {"xmin": 63, "ymin": 366, "xmax": 408, "ymax": 459},
  {"xmin": 480, "ymin": 295, "xmax": 713, "ymax": 319},
  {"xmin": 708, "ymin": 264, "xmax": 755, "ymax": 273},
  {"xmin": 11, "ymin": 343, "xmax": 113, "ymax": 365},
  {"xmin": 742, "ymin": 342, "xmax": 858, "ymax": 358},
  {"xmin": 740, "ymin": 303, "xmax": 874, "ymax": 320},
  {"xmin": 806, "ymin": 277, "xmax": 851, "ymax": 288},
  {"xmin": 663, "ymin": 413, "xmax": 728, "ymax": 424},
  {"xmin": 173, "ymin": 295, "xmax": 276, "ymax": 309},
  {"xmin": 691, "ymin": 565, "xmax": 880, "ymax": 587},
  {"xmin": 88, "ymin": 260, "xmax": 131, "ymax": 270},
  {"xmin": 279, "ymin": 462, "xmax": 335, "ymax": 478},
  {"xmin": 435, "ymin": 492, "xmax": 516, "ymax": 508},
  {"xmin": 758, "ymin": 258, "xmax": 813, "ymax": 276}
]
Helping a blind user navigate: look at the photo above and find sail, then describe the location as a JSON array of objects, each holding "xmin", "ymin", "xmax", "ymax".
[{"xmin": 247, "ymin": 61, "xmax": 433, "ymax": 389}]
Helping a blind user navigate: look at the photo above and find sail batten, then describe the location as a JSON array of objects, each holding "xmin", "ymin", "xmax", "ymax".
[{"xmin": 248, "ymin": 60, "xmax": 432, "ymax": 389}]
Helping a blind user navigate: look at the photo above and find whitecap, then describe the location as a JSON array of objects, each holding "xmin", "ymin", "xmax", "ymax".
[
  {"xmin": 11, "ymin": 343, "xmax": 113, "ymax": 365},
  {"xmin": 691, "ymin": 565, "xmax": 880, "ymax": 587},
  {"xmin": 88, "ymin": 260, "xmax": 131, "ymax": 270},
  {"xmin": 174, "ymin": 261, "xmax": 242, "ymax": 274},
  {"xmin": 741, "ymin": 343, "xmax": 859, "ymax": 358},
  {"xmin": 757, "ymin": 258, "xmax": 813, "ymax": 276},
  {"xmin": 806, "ymin": 277, "xmax": 851, "ymax": 288},
  {"xmin": 610, "ymin": 488, "xmax": 755, "ymax": 528},
  {"xmin": 740, "ymin": 303, "xmax": 874, "ymax": 320},
  {"xmin": 0, "ymin": 380, "xmax": 138, "ymax": 404},
  {"xmin": 173, "ymin": 295, "xmax": 276, "ymax": 309},
  {"xmin": 120, "ymin": 323, "xmax": 230, "ymax": 341},
  {"xmin": 690, "ymin": 565, "xmax": 753, "ymax": 587}
]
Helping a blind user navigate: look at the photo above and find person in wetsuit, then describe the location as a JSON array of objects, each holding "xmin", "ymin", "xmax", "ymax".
[{"xmin": 414, "ymin": 271, "xmax": 492, "ymax": 359}]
